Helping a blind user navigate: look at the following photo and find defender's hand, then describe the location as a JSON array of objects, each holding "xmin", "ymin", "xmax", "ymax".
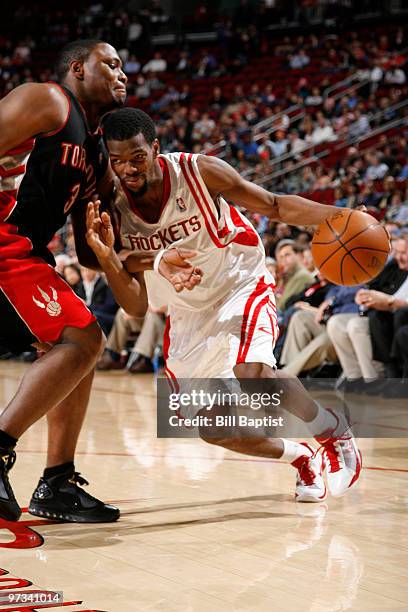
[
  {"xmin": 159, "ymin": 248, "xmax": 203, "ymax": 293},
  {"xmin": 86, "ymin": 200, "xmax": 115, "ymax": 261}
]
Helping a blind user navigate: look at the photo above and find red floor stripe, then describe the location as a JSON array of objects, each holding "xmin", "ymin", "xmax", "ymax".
[{"xmin": 16, "ymin": 450, "xmax": 408, "ymax": 473}]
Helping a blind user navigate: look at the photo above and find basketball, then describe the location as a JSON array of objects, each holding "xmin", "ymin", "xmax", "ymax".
[{"xmin": 311, "ymin": 209, "xmax": 391, "ymax": 286}]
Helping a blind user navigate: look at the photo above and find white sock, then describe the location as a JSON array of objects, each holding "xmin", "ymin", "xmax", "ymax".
[
  {"xmin": 280, "ymin": 439, "xmax": 312, "ymax": 464},
  {"xmin": 307, "ymin": 403, "xmax": 337, "ymax": 437}
]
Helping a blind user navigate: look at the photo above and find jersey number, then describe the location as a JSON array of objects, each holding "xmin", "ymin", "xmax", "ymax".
[{"xmin": 64, "ymin": 183, "xmax": 81, "ymax": 214}]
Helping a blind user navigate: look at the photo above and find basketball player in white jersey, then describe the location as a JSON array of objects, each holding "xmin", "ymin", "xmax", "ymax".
[{"xmin": 86, "ymin": 108, "xmax": 361, "ymax": 502}]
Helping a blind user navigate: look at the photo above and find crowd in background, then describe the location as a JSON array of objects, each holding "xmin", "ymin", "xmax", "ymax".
[{"xmin": 1, "ymin": 1, "xmax": 408, "ymax": 389}]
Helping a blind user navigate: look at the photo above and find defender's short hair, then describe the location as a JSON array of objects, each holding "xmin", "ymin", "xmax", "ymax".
[
  {"xmin": 102, "ymin": 108, "xmax": 157, "ymax": 145},
  {"xmin": 56, "ymin": 39, "xmax": 103, "ymax": 81}
]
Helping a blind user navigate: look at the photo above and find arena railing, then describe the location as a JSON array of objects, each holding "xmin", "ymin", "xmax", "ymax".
[{"xmin": 254, "ymin": 111, "xmax": 408, "ymax": 191}]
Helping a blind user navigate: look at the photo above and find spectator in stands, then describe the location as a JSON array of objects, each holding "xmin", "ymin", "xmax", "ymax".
[
  {"xmin": 195, "ymin": 49, "xmax": 218, "ymax": 77},
  {"xmin": 63, "ymin": 264, "xmax": 82, "ymax": 293},
  {"xmin": 364, "ymin": 152, "xmax": 389, "ymax": 180},
  {"xmin": 135, "ymin": 75, "xmax": 151, "ymax": 99},
  {"xmin": 194, "ymin": 112, "xmax": 216, "ymax": 140},
  {"xmin": 288, "ymin": 129, "xmax": 307, "ymax": 158},
  {"xmin": 280, "ymin": 285, "xmax": 361, "ymax": 377},
  {"xmin": 311, "ymin": 111, "xmax": 337, "ymax": 144},
  {"xmin": 209, "ymin": 86, "xmax": 228, "ymax": 112},
  {"xmin": 334, "ymin": 187, "xmax": 347, "ymax": 208},
  {"xmin": 385, "ymin": 66, "xmax": 406, "ymax": 85},
  {"xmin": 54, "ymin": 253, "xmax": 72, "ymax": 275},
  {"xmin": 175, "ymin": 51, "xmax": 191, "ymax": 75},
  {"xmin": 275, "ymin": 240, "xmax": 314, "ymax": 311},
  {"xmin": 399, "ymin": 157, "xmax": 408, "ymax": 180},
  {"xmin": 385, "ymin": 191, "xmax": 408, "ymax": 225},
  {"xmin": 127, "ymin": 308, "xmax": 166, "ymax": 373},
  {"xmin": 370, "ymin": 59, "xmax": 383, "ymax": 93},
  {"xmin": 348, "ymin": 108, "xmax": 370, "ymax": 139},
  {"xmin": 360, "ymin": 180, "xmax": 381, "ymax": 210},
  {"xmin": 300, "ymin": 246, "xmax": 316, "ymax": 275},
  {"xmin": 97, "ymin": 309, "xmax": 144, "ymax": 370},
  {"xmin": 288, "ymin": 49, "xmax": 310, "ymax": 69},
  {"xmin": 142, "ymin": 51, "xmax": 167, "ymax": 73},
  {"xmin": 299, "ymin": 166, "xmax": 316, "ymax": 192},
  {"xmin": 275, "ymin": 270, "xmax": 331, "ymax": 363},
  {"xmin": 327, "ymin": 254, "xmax": 407, "ymax": 393},
  {"xmin": 124, "ymin": 54, "xmax": 141, "ymax": 75},
  {"xmin": 270, "ymin": 130, "xmax": 288, "ymax": 157},
  {"xmin": 240, "ymin": 131, "xmax": 258, "ymax": 161},
  {"xmin": 312, "ymin": 166, "xmax": 334, "ymax": 190},
  {"xmin": 76, "ymin": 268, "xmax": 118, "ymax": 337},
  {"xmin": 359, "ymin": 234, "xmax": 408, "ymax": 395},
  {"xmin": 377, "ymin": 176, "xmax": 398, "ymax": 214},
  {"xmin": 305, "ymin": 86, "xmax": 323, "ymax": 107}
]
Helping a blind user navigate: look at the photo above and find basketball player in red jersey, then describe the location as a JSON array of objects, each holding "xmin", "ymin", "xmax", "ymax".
[
  {"xmin": 86, "ymin": 108, "xmax": 362, "ymax": 503},
  {"xmin": 0, "ymin": 41, "xmax": 202, "ymax": 523}
]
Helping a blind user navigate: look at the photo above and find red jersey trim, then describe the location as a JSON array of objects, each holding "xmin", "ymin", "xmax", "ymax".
[
  {"xmin": 236, "ymin": 277, "xmax": 277, "ymax": 364},
  {"xmin": 180, "ymin": 153, "xmax": 224, "ymax": 248},
  {"xmin": 163, "ymin": 316, "xmax": 180, "ymax": 395},
  {"xmin": 5, "ymin": 139, "xmax": 35, "ymax": 156},
  {"xmin": 181, "ymin": 153, "xmax": 261, "ymax": 249}
]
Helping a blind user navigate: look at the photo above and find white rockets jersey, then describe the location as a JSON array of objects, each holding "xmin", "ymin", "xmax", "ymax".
[{"xmin": 114, "ymin": 152, "xmax": 272, "ymax": 311}]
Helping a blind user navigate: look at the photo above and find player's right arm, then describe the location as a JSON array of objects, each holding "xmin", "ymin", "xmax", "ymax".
[{"xmin": 0, "ymin": 83, "xmax": 68, "ymax": 155}]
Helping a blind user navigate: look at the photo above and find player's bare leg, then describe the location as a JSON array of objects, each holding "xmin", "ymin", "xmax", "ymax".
[
  {"xmin": 27, "ymin": 366, "xmax": 118, "ymax": 523},
  {"xmin": 0, "ymin": 321, "xmax": 120, "ymax": 522},
  {"xmin": 0, "ymin": 323, "xmax": 103, "ymax": 437},
  {"xmin": 198, "ymin": 362, "xmax": 361, "ymax": 502},
  {"xmin": 45, "ymin": 369, "xmax": 94, "ymax": 467}
]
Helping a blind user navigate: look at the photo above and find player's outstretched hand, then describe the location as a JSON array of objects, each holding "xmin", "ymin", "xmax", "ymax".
[
  {"xmin": 159, "ymin": 248, "xmax": 203, "ymax": 293},
  {"xmin": 86, "ymin": 200, "xmax": 115, "ymax": 261}
]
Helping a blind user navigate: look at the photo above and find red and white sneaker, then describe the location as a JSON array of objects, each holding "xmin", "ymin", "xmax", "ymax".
[
  {"xmin": 316, "ymin": 408, "xmax": 362, "ymax": 497},
  {"xmin": 293, "ymin": 443, "xmax": 327, "ymax": 503}
]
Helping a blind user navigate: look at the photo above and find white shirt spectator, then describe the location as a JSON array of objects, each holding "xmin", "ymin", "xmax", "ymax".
[
  {"xmin": 394, "ymin": 277, "xmax": 408, "ymax": 301},
  {"xmin": 290, "ymin": 52, "xmax": 310, "ymax": 69},
  {"xmin": 143, "ymin": 54, "xmax": 167, "ymax": 73},
  {"xmin": 290, "ymin": 135, "xmax": 307, "ymax": 156},
  {"xmin": 305, "ymin": 93, "xmax": 323, "ymax": 106},
  {"xmin": 370, "ymin": 66, "xmax": 383, "ymax": 83},
  {"xmin": 365, "ymin": 162, "xmax": 389, "ymax": 180},
  {"xmin": 311, "ymin": 123, "xmax": 337, "ymax": 145},
  {"xmin": 385, "ymin": 68, "xmax": 406, "ymax": 85},
  {"xmin": 348, "ymin": 113, "xmax": 370, "ymax": 138},
  {"xmin": 270, "ymin": 138, "xmax": 288, "ymax": 157},
  {"xmin": 83, "ymin": 274, "xmax": 100, "ymax": 306}
]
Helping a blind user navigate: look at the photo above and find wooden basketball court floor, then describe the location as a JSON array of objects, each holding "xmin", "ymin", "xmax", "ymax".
[{"xmin": 0, "ymin": 361, "xmax": 407, "ymax": 612}]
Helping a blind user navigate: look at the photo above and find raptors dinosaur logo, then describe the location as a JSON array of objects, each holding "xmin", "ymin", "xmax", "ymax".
[{"xmin": 32, "ymin": 286, "xmax": 62, "ymax": 317}]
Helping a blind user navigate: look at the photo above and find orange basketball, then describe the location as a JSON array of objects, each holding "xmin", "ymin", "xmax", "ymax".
[{"xmin": 311, "ymin": 209, "xmax": 391, "ymax": 286}]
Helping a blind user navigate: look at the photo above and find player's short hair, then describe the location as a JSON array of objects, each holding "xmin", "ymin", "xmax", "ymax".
[
  {"xmin": 102, "ymin": 108, "xmax": 157, "ymax": 145},
  {"xmin": 56, "ymin": 39, "xmax": 103, "ymax": 81}
]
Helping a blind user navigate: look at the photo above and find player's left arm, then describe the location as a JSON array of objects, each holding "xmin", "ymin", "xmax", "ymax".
[{"xmin": 197, "ymin": 155, "xmax": 333, "ymax": 226}]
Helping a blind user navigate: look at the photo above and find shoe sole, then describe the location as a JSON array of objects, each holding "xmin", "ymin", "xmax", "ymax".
[
  {"xmin": 0, "ymin": 504, "xmax": 22, "ymax": 522},
  {"xmin": 295, "ymin": 489, "xmax": 327, "ymax": 503},
  {"xmin": 28, "ymin": 505, "xmax": 120, "ymax": 523}
]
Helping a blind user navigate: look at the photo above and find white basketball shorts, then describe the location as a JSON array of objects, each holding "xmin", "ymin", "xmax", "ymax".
[{"xmin": 163, "ymin": 275, "xmax": 279, "ymax": 396}]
